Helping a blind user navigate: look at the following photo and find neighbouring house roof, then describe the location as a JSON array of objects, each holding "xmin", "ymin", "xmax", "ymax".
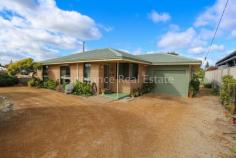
[
  {"xmin": 42, "ymin": 48, "xmax": 150, "ymax": 65},
  {"xmin": 206, "ymin": 66, "xmax": 217, "ymax": 71},
  {"xmin": 137, "ymin": 53, "xmax": 202, "ymax": 65},
  {"xmin": 216, "ymin": 50, "xmax": 236, "ymax": 66},
  {"xmin": 42, "ymin": 48, "xmax": 201, "ymax": 65}
]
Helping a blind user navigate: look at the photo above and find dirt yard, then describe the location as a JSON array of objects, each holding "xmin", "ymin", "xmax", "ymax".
[{"xmin": 0, "ymin": 87, "xmax": 235, "ymax": 158}]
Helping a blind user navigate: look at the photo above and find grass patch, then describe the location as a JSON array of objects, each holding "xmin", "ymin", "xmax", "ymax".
[
  {"xmin": 232, "ymin": 135, "xmax": 236, "ymax": 140},
  {"xmin": 231, "ymin": 145, "xmax": 236, "ymax": 153},
  {"xmin": 211, "ymin": 87, "xmax": 219, "ymax": 96}
]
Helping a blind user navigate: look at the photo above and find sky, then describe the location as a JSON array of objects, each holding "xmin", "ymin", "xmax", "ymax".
[{"xmin": 0, "ymin": 0, "xmax": 235, "ymax": 65}]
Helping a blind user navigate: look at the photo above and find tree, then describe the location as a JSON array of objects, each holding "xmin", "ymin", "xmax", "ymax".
[
  {"xmin": 195, "ymin": 68, "xmax": 205, "ymax": 82},
  {"xmin": 7, "ymin": 58, "xmax": 42, "ymax": 76},
  {"xmin": 205, "ymin": 61, "xmax": 209, "ymax": 69}
]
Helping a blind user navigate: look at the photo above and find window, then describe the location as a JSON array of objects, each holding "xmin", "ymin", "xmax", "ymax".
[
  {"xmin": 130, "ymin": 63, "xmax": 139, "ymax": 80},
  {"xmin": 60, "ymin": 66, "xmax": 70, "ymax": 84},
  {"xmin": 84, "ymin": 63, "xmax": 91, "ymax": 82},
  {"xmin": 118, "ymin": 63, "xmax": 129, "ymax": 79},
  {"xmin": 116, "ymin": 63, "xmax": 139, "ymax": 80},
  {"xmin": 43, "ymin": 65, "xmax": 48, "ymax": 81}
]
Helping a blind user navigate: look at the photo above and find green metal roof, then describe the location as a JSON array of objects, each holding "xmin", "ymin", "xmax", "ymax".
[
  {"xmin": 42, "ymin": 48, "xmax": 201, "ymax": 65},
  {"xmin": 137, "ymin": 53, "xmax": 202, "ymax": 65},
  {"xmin": 42, "ymin": 48, "xmax": 150, "ymax": 65}
]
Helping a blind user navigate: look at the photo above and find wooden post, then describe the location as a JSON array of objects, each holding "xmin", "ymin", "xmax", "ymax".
[{"xmin": 117, "ymin": 61, "xmax": 119, "ymax": 99}]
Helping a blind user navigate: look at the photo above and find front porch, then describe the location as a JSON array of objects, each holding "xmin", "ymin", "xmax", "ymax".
[
  {"xmin": 43, "ymin": 60, "xmax": 147, "ymax": 98},
  {"xmin": 101, "ymin": 92, "xmax": 130, "ymax": 100}
]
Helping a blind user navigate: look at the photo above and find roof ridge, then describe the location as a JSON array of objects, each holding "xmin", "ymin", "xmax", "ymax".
[
  {"xmin": 139, "ymin": 53, "xmax": 199, "ymax": 61},
  {"xmin": 165, "ymin": 53, "xmax": 198, "ymax": 61},
  {"xmin": 137, "ymin": 53, "xmax": 166, "ymax": 56},
  {"xmin": 108, "ymin": 48, "xmax": 122, "ymax": 57}
]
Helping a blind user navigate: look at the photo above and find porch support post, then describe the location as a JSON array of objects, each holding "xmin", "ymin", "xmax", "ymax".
[{"xmin": 117, "ymin": 61, "xmax": 119, "ymax": 99}]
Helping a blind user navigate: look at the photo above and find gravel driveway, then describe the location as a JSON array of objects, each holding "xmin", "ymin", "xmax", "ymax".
[{"xmin": 0, "ymin": 87, "xmax": 234, "ymax": 158}]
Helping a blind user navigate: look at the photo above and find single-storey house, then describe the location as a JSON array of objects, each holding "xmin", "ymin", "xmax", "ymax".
[{"xmin": 39, "ymin": 48, "xmax": 201, "ymax": 97}]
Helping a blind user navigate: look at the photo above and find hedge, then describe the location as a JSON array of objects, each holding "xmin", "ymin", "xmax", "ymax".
[{"xmin": 0, "ymin": 73, "xmax": 18, "ymax": 87}]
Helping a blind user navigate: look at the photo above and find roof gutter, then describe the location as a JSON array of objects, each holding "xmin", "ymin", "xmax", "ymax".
[
  {"xmin": 41, "ymin": 58, "xmax": 151, "ymax": 65},
  {"xmin": 151, "ymin": 62, "xmax": 202, "ymax": 66}
]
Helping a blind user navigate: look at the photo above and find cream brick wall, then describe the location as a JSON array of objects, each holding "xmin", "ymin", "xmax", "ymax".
[
  {"xmin": 46, "ymin": 62, "xmax": 147, "ymax": 94},
  {"xmin": 48, "ymin": 65, "xmax": 60, "ymax": 82},
  {"xmin": 70, "ymin": 63, "xmax": 78, "ymax": 82}
]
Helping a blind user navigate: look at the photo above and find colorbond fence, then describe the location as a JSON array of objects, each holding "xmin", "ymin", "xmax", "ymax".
[{"xmin": 205, "ymin": 66, "xmax": 236, "ymax": 87}]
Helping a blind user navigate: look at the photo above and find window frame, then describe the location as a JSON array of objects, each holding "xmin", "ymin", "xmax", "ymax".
[
  {"xmin": 42, "ymin": 65, "xmax": 49, "ymax": 81},
  {"xmin": 115, "ymin": 63, "xmax": 139, "ymax": 80},
  {"xmin": 60, "ymin": 66, "xmax": 71, "ymax": 84},
  {"xmin": 130, "ymin": 63, "xmax": 139, "ymax": 80},
  {"xmin": 83, "ymin": 63, "xmax": 91, "ymax": 82}
]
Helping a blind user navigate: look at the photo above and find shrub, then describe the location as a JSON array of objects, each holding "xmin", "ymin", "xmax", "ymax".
[
  {"xmin": 131, "ymin": 88, "xmax": 140, "ymax": 97},
  {"xmin": 220, "ymin": 75, "xmax": 236, "ymax": 106},
  {"xmin": 141, "ymin": 82, "xmax": 155, "ymax": 94},
  {"xmin": 195, "ymin": 68, "xmax": 205, "ymax": 83},
  {"xmin": 189, "ymin": 74, "xmax": 200, "ymax": 96},
  {"xmin": 231, "ymin": 145, "xmax": 236, "ymax": 154},
  {"xmin": 225, "ymin": 104, "xmax": 235, "ymax": 114},
  {"xmin": 73, "ymin": 81, "xmax": 92, "ymax": 96},
  {"xmin": 43, "ymin": 79, "xmax": 57, "ymax": 90},
  {"xmin": 204, "ymin": 83, "xmax": 212, "ymax": 89},
  {"xmin": 212, "ymin": 87, "xmax": 219, "ymax": 96},
  {"xmin": 131, "ymin": 82, "xmax": 155, "ymax": 97},
  {"xmin": 27, "ymin": 78, "xmax": 43, "ymax": 88},
  {"xmin": 73, "ymin": 81, "xmax": 83, "ymax": 95},
  {"xmin": 0, "ymin": 73, "xmax": 18, "ymax": 87},
  {"xmin": 27, "ymin": 78, "xmax": 34, "ymax": 87}
]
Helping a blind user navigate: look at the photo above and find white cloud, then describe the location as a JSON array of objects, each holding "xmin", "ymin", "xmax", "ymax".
[
  {"xmin": 98, "ymin": 24, "xmax": 113, "ymax": 32},
  {"xmin": 148, "ymin": 10, "xmax": 171, "ymax": 23},
  {"xmin": 157, "ymin": 26, "xmax": 225, "ymax": 57},
  {"xmin": 157, "ymin": 27, "xmax": 205, "ymax": 50},
  {"xmin": 132, "ymin": 48, "xmax": 143, "ymax": 55},
  {"xmin": 194, "ymin": 0, "xmax": 236, "ymax": 36},
  {"xmin": 169, "ymin": 24, "xmax": 180, "ymax": 32},
  {"xmin": 0, "ymin": 0, "xmax": 101, "ymax": 64},
  {"xmin": 189, "ymin": 44, "xmax": 224, "ymax": 55}
]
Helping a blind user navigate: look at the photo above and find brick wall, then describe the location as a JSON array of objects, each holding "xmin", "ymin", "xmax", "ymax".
[
  {"xmin": 48, "ymin": 65, "xmax": 60, "ymax": 82},
  {"xmin": 46, "ymin": 62, "xmax": 147, "ymax": 94}
]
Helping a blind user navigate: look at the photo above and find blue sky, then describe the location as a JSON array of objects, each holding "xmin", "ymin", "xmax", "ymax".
[{"xmin": 0, "ymin": 0, "xmax": 235, "ymax": 65}]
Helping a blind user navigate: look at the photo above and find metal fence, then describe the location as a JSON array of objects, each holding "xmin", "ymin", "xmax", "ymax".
[{"xmin": 205, "ymin": 66, "xmax": 236, "ymax": 87}]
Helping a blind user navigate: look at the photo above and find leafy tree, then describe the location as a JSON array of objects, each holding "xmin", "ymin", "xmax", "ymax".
[
  {"xmin": 189, "ymin": 74, "xmax": 200, "ymax": 96},
  {"xmin": 7, "ymin": 58, "xmax": 42, "ymax": 76},
  {"xmin": 205, "ymin": 61, "xmax": 209, "ymax": 69},
  {"xmin": 220, "ymin": 75, "xmax": 236, "ymax": 106},
  {"xmin": 195, "ymin": 68, "xmax": 205, "ymax": 82}
]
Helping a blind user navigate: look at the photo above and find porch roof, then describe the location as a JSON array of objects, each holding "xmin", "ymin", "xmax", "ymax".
[{"xmin": 42, "ymin": 48, "xmax": 151, "ymax": 65}]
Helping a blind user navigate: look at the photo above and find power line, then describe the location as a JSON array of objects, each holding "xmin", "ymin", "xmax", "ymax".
[{"xmin": 204, "ymin": 0, "xmax": 230, "ymax": 62}]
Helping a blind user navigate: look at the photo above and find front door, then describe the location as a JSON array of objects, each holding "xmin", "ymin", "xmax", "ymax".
[{"xmin": 104, "ymin": 64, "xmax": 110, "ymax": 90}]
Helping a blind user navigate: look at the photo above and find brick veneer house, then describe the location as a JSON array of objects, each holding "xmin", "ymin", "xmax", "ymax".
[{"xmin": 39, "ymin": 48, "xmax": 201, "ymax": 97}]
